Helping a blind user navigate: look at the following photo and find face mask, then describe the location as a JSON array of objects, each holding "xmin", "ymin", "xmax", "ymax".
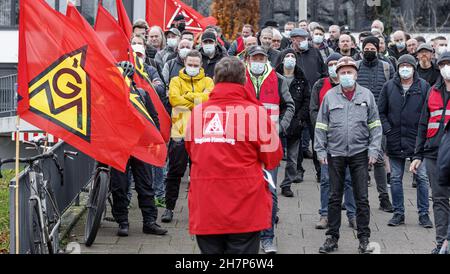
[
  {"xmin": 203, "ymin": 44, "xmax": 216, "ymax": 56},
  {"xmin": 441, "ymin": 65, "xmax": 450, "ymax": 80},
  {"xmin": 299, "ymin": 40, "xmax": 309, "ymax": 51},
  {"xmin": 284, "ymin": 57, "xmax": 296, "ymax": 70},
  {"xmin": 437, "ymin": 46, "xmax": 448, "ymax": 56},
  {"xmin": 185, "ymin": 66, "xmax": 200, "ymax": 77},
  {"xmin": 371, "ymin": 28, "xmax": 381, "ymax": 34},
  {"xmin": 179, "ymin": 48, "xmax": 191, "ymax": 59},
  {"xmin": 167, "ymin": 38, "xmax": 179, "ymax": 49},
  {"xmin": 364, "ymin": 51, "xmax": 378, "ymax": 62},
  {"xmin": 313, "ymin": 35, "xmax": 324, "ymax": 44},
  {"xmin": 283, "ymin": 31, "xmax": 291, "ymax": 38},
  {"xmin": 399, "ymin": 66, "xmax": 414, "ymax": 79},
  {"xmin": 340, "ymin": 74, "xmax": 356, "ymax": 89},
  {"xmin": 396, "ymin": 42, "xmax": 406, "ymax": 51},
  {"xmin": 132, "ymin": 44, "xmax": 146, "ymax": 57},
  {"xmin": 250, "ymin": 62, "xmax": 266, "ymax": 75},
  {"xmin": 328, "ymin": 65, "xmax": 337, "ymax": 78}
]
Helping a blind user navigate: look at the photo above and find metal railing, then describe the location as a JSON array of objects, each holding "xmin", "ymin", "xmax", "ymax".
[
  {"xmin": 8, "ymin": 142, "xmax": 95, "ymax": 254},
  {"xmin": 0, "ymin": 74, "xmax": 17, "ymax": 118}
]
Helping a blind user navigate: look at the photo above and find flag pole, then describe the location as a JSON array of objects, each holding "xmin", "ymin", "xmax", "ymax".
[{"xmin": 14, "ymin": 115, "xmax": 20, "ymax": 254}]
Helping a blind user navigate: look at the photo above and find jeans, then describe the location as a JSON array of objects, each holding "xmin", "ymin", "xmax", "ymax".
[
  {"xmin": 319, "ymin": 165, "xmax": 356, "ymax": 220},
  {"xmin": 301, "ymin": 126, "xmax": 310, "ymax": 152},
  {"xmin": 326, "ymin": 151, "xmax": 371, "ymax": 240},
  {"xmin": 111, "ymin": 157, "xmax": 158, "ymax": 224},
  {"xmin": 261, "ymin": 167, "xmax": 278, "ymax": 242},
  {"xmin": 164, "ymin": 139, "xmax": 189, "ymax": 211},
  {"xmin": 152, "ymin": 166, "xmax": 166, "ymax": 199},
  {"xmin": 297, "ymin": 124, "xmax": 321, "ymax": 178},
  {"xmin": 389, "ymin": 157, "xmax": 430, "ymax": 216},
  {"xmin": 425, "ymin": 158, "xmax": 450, "ymax": 246},
  {"xmin": 280, "ymin": 137, "xmax": 300, "ymax": 189}
]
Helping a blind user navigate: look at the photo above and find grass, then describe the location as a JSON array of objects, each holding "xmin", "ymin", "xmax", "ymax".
[{"xmin": 0, "ymin": 170, "xmax": 14, "ymax": 254}]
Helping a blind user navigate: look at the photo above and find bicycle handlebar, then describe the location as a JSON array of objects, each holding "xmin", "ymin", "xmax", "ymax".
[{"xmin": 0, "ymin": 152, "xmax": 62, "ymax": 179}]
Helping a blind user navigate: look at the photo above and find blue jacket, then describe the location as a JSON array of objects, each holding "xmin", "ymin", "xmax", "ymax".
[
  {"xmin": 378, "ymin": 72, "xmax": 430, "ymax": 158},
  {"xmin": 438, "ymin": 123, "xmax": 450, "ymax": 186}
]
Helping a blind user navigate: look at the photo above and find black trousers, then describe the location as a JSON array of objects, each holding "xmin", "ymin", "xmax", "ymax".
[
  {"xmin": 196, "ymin": 232, "xmax": 261, "ymax": 254},
  {"xmin": 111, "ymin": 157, "xmax": 158, "ymax": 224},
  {"xmin": 165, "ymin": 139, "xmax": 189, "ymax": 210},
  {"xmin": 297, "ymin": 122, "xmax": 321, "ymax": 176},
  {"xmin": 326, "ymin": 151, "xmax": 371, "ymax": 240}
]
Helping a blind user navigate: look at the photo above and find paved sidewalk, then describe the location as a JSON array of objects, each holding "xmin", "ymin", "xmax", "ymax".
[{"xmin": 68, "ymin": 159, "xmax": 437, "ymax": 254}]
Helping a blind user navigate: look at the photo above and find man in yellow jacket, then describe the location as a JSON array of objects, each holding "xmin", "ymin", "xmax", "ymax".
[{"xmin": 161, "ymin": 50, "xmax": 214, "ymax": 223}]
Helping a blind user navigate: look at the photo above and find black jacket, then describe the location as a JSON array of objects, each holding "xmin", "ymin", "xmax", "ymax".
[
  {"xmin": 378, "ymin": 72, "xmax": 430, "ymax": 158},
  {"xmin": 280, "ymin": 36, "xmax": 291, "ymax": 51},
  {"xmin": 438, "ymin": 123, "xmax": 450, "ymax": 186},
  {"xmin": 294, "ymin": 47, "xmax": 327, "ymax": 90},
  {"xmin": 268, "ymin": 48, "xmax": 281, "ymax": 68},
  {"xmin": 276, "ymin": 64, "xmax": 310, "ymax": 137},
  {"xmin": 135, "ymin": 86, "xmax": 160, "ymax": 130},
  {"xmin": 200, "ymin": 45, "xmax": 228, "ymax": 78},
  {"xmin": 310, "ymin": 77, "xmax": 339, "ymax": 127},
  {"xmin": 415, "ymin": 78, "xmax": 450, "ymax": 160},
  {"xmin": 388, "ymin": 45, "xmax": 408, "ymax": 60}
]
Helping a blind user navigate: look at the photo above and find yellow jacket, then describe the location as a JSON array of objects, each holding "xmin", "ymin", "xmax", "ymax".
[{"xmin": 169, "ymin": 68, "xmax": 214, "ymax": 139}]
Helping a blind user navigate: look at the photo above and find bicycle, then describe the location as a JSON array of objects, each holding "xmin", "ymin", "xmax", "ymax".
[{"xmin": 0, "ymin": 137, "xmax": 78, "ymax": 254}]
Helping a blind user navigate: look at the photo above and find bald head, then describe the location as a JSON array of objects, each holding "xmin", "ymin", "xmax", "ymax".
[
  {"xmin": 244, "ymin": 36, "xmax": 258, "ymax": 48},
  {"xmin": 406, "ymin": 38, "xmax": 418, "ymax": 54}
]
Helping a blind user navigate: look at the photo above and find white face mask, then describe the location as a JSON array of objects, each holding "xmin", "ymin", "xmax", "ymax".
[
  {"xmin": 437, "ymin": 46, "xmax": 448, "ymax": 56},
  {"xmin": 441, "ymin": 65, "xmax": 450, "ymax": 80},
  {"xmin": 203, "ymin": 44, "xmax": 216, "ymax": 56},
  {"xmin": 328, "ymin": 65, "xmax": 337, "ymax": 78},
  {"xmin": 185, "ymin": 66, "xmax": 200, "ymax": 77},
  {"xmin": 399, "ymin": 66, "xmax": 414, "ymax": 80},
  {"xmin": 371, "ymin": 28, "xmax": 381, "ymax": 34},
  {"xmin": 299, "ymin": 40, "xmax": 309, "ymax": 50},
  {"xmin": 313, "ymin": 35, "xmax": 324, "ymax": 44},
  {"xmin": 250, "ymin": 62, "xmax": 266, "ymax": 75},
  {"xmin": 179, "ymin": 48, "xmax": 191, "ymax": 59},
  {"xmin": 167, "ymin": 38, "xmax": 179, "ymax": 49},
  {"xmin": 132, "ymin": 44, "xmax": 146, "ymax": 57},
  {"xmin": 284, "ymin": 57, "xmax": 296, "ymax": 70},
  {"xmin": 283, "ymin": 31, "xmax": 291, "ymax": 38}
]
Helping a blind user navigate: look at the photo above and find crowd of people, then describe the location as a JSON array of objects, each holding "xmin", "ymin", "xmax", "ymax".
[{"xmin": 109, "ymin": 14, "xmax": 450, "ymax": 255}]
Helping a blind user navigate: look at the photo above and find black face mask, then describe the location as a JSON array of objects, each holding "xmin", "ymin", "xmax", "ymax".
[{"xmin": 364, "ymin": 51, "xmax": 377, "ymax": 62}]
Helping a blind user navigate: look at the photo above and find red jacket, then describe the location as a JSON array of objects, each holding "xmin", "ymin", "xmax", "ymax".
[{"xmin": 185, "ymin": 82, "xmax": 283, "ymax": 235}]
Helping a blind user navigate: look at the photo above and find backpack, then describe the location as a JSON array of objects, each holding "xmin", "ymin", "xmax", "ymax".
[{"xmin": 356, "ymin": 60, "xmax": 390, "ymax": 81}]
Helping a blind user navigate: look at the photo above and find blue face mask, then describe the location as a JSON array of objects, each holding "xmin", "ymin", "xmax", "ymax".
[
  {"xmin": 299, "ymin": 40, "xmax": 309, "ymax": 51},
  {"xmin": 284, "ymin": 57, "xmax": 296, "ymax": 70},
  {"xmin": 399, "ymin": 66, "xmax": 413, "ymax": 79},
  {"xmin": 396, "ymin": 42, "xmax": 406, "ymax": 51},
  {"xmin": 340, "ymin": 74, "xmax": 356, "ymax": 89},
  {"xmin": 328, "ymin": 65, "xmax": 337, "ymax": 78},
  {"xmin": 250, "ymin": 62, "xmax": 266, "ymax": 75}
]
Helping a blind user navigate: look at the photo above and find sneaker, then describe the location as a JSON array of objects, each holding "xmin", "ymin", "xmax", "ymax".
[
  {"xmin": 143, "ymin": 222, "xmax": 168, "ymax": 235},
  {"xmin": 387, "ymin": 214, "xmax": 405, "ymax": 226},
  {"xmin": 315, "ymin": 217, "xmax": 328, "ymax": 230},
  {"xmin": 431, "ymin": 246, "xmax": 442, "ymax": 254},
  {"xmin": 154, "ymin": 197, "xmax": 166, "ymax": 208},
  {"xmin": 117, "ymin": 222, "xmax": 129, "ymax": 237},
  {"xmin": 379, "ymin": 199, "xmax": 394, "ymax": 213},
  {"xmin": 348, "ymin": 218, "xmax": 357, "ymax": 229},
  {"xmin": 419, "ymin": 214, "xmax": 434, "ymax": 228},
  {"xmin": 261, "ymin": 239, "xmax": 277, "ymax": 254},
  {"xmin": 281, "ymin": 187, "xmax": 294, "ymax": 198},
  {"xmin": 412, "ymin": 174, "xmax": 417, "ymax": 188},
  {"xmin": 319, "ymin": 236, "xmax": 338, "ymax": 254},
  {"xmin": 358, "ymin": 238, "xmax": 372, "ymax": 254},
  {"xmin": 161, "ymin": 209, "xmax": 173, "ymax": 223}
]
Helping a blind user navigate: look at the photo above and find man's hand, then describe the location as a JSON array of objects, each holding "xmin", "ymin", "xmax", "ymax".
[
  {"xmin": 369, "ymin": 156, "xmax": 377, "ymax": 166},
  {"xmin": 319, "ymin": 158, "xmax": 328, "ymax": 165},
  {"xmin": 410, "ymin": 159, "xmax": 422, "ymax": 174}
]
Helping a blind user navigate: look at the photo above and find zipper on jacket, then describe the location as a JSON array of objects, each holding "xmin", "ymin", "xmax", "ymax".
[{"xmin": 191, "ymin": 77, "xmax": 195, "ymax": 92}]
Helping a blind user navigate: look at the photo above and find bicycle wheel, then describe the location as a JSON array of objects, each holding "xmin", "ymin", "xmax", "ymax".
[
  {"xmin": 84, "ymin": 170, "xmax": 109, "ymax": 247},
  {"xmin": 28, "ymin": 199, "xmax": 48, "ymax": 254}
]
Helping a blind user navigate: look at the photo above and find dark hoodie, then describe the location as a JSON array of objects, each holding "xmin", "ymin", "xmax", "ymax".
[
  {"xmin": 200, "ymin": 44, "xmax": 228, "ymax": 78},
  {"xmin": 276, "ymin": 49, "xmax": 311, "ymax": 137}
]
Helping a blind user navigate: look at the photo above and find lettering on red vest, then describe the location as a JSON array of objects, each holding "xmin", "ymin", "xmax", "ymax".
[
  {"xmin": 237, "ymin": 36, "xmax": 245, "ymax": 55},
  {"xmin": 319, "ymin": 78, "xmax": 333, "ymax": 106},
  {"xmin": 427, "ymin": 87, "xmax": 450, "ymax": 138}
]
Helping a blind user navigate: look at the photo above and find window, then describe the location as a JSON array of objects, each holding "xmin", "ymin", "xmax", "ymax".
[{"xmin": 0, "ymin": 0, "xmax": 18, "ymax": 28}]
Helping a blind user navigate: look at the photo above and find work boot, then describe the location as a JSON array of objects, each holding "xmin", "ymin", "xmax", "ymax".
[
  {"xmin": 117, "ymin": 222, "xmax": 129, "ymax": 237},
  {"xmin": 358, "ymin": 238, "xmax": 372, "ymax": 254},
  {"xmin": 387, "ymin": 214, "xmax": 405, "ymax": 226},
  {"xmin": 143, "ymin": 222, "xmax": 168, "ymax": 235},
  {"xmin": 161, "ymin": 209, "xmax": 174, "ymax": 223},
  {"xmin": 281, "ymin": 187, "xmax": 294, "ymax": 197},
  {"xmin": 315, "ymin": 217, "xmax": 328, "ymax": 230},
  {"xmin": 319, "ymin": 236, "xmax": 338, "ymax": 254},
  {"xmin": 419, "ymin": 214, "xmax": 434, "ymax": 228}
]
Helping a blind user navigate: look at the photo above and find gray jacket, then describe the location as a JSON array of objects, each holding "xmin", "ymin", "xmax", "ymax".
[
  {"xmin": 155, "ymin": 47, "xmax": 176, "ymax": 73},
  {"xmin": 314, "ymin": 83, "xmax": 382, "ymax": 160}
]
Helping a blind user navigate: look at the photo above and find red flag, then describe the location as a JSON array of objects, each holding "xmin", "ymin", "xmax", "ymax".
[
  {"xmin": 18, "ymin": 0, "xmax": 148, "ymax": 171},
  {"xmin": 67, "ymin": 3, "xmax": 168, "ymax": 167},
  {"xmin": 94, "ymin": 4, "xmax": 171, "ymax": 143},
  {"xmin": 146, "ymin": 0, "xmax": 216, "ymax": 32},
  {"xmin": 116, "ymin": 0, "xmax": 133, "ymax": 39}
]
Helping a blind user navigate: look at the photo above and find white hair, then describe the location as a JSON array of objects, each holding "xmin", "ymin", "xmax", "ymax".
[{"xmin": 272, "ymin": 28, "xmax": 282, "ymax": 39}]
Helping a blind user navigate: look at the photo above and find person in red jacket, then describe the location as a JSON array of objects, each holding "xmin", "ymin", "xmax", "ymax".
[{"xmin": 185, "ymin": 57, "xmax": 283, "ymax": 254}]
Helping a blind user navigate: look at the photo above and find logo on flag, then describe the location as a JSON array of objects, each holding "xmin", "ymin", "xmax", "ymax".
[
  {"xmin": 166, "ymin": 1, "xmax": 203, "ymax": 32},
  {"xmin": 28, "ymin": 46, "xmax": 91, "ymax": 142}
]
